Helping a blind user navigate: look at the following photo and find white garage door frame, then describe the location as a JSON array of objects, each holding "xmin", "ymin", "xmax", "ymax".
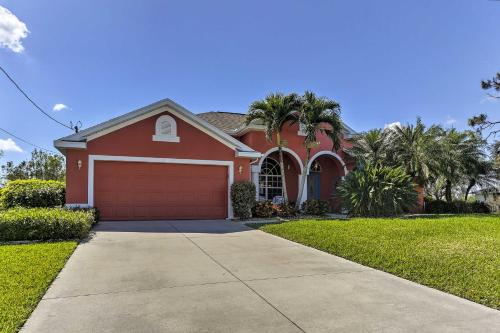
[{"xmin": 88, "ymin": 154, "xmax": 234, "ymax": 219}]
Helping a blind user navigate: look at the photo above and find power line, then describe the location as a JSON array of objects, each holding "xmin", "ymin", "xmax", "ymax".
[
  {"xmin": 0, "ymin": 64, "xmax": 77, "ymax": 131},
  {"xmin": 0, "ymin": 127, "xmax": 58, "ymax": 154}
]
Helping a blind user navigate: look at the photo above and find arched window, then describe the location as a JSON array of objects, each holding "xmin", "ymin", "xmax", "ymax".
[
  {"xmin": 152, "ymin": 115, "xmax": 180, "ymax": 142},
  {"xmin": 259, "ymin": 158, "xmax": 283, "ymax": 201}
]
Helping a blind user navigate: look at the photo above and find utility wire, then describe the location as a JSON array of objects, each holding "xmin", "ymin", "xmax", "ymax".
[
  {"xmin": 0, "ymin": 64, "xmax": 76, "ymax": 131},
  {"xmin": 0, "ymin": 127, "xmax": 58, "ymax": 154}
]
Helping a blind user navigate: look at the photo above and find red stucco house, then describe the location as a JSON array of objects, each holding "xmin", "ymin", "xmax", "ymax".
[{"xmin": 54, "ymin": 99, "xmax": 356, "ymax": 220}]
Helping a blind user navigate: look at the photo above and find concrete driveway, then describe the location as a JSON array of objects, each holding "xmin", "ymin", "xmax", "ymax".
[{"xmin": 23, "ymin": 220, "xmax": 500, "ymax": 333}]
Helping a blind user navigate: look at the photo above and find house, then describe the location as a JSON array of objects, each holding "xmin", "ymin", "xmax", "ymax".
[{"xmin": 54, "ymin": 99, "xmax": 356, "ymax": 220}]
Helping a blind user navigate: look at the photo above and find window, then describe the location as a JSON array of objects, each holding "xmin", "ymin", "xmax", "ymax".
[
  {"xmin": 152, "ymin": 115, "xmax": 180, "ymax": 142},
  {"xmin": 310, "ymin": 160, "xmax": 322, "ymax": 172},
  {"xmin": 298, "ymin": 123, "xmax": 307, "ymax": 136},
  {"xmin": 259, "ymin": 158, "xmax": 283, "ymax": 201}
]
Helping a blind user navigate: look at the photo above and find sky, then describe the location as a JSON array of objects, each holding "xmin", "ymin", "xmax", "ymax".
[{"xmin": 1, "ymin": 0, "xmax": 499, "ymax": 164}]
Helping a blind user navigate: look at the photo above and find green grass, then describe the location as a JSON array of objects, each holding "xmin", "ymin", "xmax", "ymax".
[
  {"xmin": 0, "ymin": 242, "xmax": 77, "ymax": 333},
  {"xmin": 254, "ymin": 215, "xmax": 500, "ymax": 309}
]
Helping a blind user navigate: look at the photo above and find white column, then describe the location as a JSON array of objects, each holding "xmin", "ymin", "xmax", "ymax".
[
  {"xmin": 251, "ymin": 165, "xmax": 260, "ymax": 200},
  {"xmin": 298, "ymin": 174, "xmax": 308, "ymax": 205}
]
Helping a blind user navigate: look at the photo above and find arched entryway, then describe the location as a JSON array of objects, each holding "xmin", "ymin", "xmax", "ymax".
[
  {"xmin": 305, "ymin": 151, "xmax": 347, "ymax": 212},
  {"xmin": 253, "ymin": 147, "xmax": 303, "ymax": 204}
]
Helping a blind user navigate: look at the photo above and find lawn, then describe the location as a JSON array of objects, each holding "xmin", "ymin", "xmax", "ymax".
[
  {"xmin": 254, "ymin": 215, "xmax": 500, "ymax": 309},
  {"xmin": 0, "ymin": 242, "xmax": 77, "ymax": 333}
]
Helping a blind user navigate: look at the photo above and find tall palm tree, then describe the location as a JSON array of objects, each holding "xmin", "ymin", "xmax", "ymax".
[
  {"xmin": 437, "ymin": 129, "xmax": 486, "ymax": 203},
  {"xmin": 347, "ymin": 129, "xmax": 389, "ymax": 166},
  {"xmin": 463, "ymin": 159, "xmax": 493, "ymax": 201},
  {"xmin": 246, "ymin": 93, "xmax": 300, "ymax": 202},
  {"xmin": 295, "ymin": 91, "xmax": 343, "ymax": 209},
  {"xmin": 385, "ymin": 118, "xmax": 441, "ymax": 186}
]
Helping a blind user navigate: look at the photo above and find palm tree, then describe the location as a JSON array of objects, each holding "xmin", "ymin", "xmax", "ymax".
[
  {"xmin": 246, "ymin": 93, "xmax": 300, "ymax": 202},
  {"xmin": 385, "ymin": 118, "xmax": 441, "ymax": 186},
  {"xmin": 463, "ymin": 159, "xmax": 493, "ymax": 201},
  {"xmin": 347, "ymin": 129, "xmax": 389, "ymax": 166},
  {"xmin": 436, "ymin": 129, "xmax": 487, "ymax": 203},
  {"xmin": 295, "ymin": 91, "xmax": 343, "ymax": 209}
]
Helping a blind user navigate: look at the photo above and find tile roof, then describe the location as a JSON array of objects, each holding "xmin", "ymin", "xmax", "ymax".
[
  {"xmin": 197, "ymin": 111, "xmax": 247, "ymax": 134},
  {"xmin": 197, "ymin": 111, "xmax": 357, "ymax": 136}
]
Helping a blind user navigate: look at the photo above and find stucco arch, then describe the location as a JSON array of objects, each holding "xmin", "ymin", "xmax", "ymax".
[
  {"xmin": 307, "ymin": 151, "xmax": 348, "ymax": 176},
  {"xmin": 257, "ymin": 147, "xmax": 304, "ymax": 174}
]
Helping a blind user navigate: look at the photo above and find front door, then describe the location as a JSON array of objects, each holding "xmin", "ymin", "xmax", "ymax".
[{"xmin": 307, "ymin": 172, "xmax": 321, "ymax": 200}]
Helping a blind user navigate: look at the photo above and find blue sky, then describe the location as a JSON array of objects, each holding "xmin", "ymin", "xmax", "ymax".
[{"xmin": 1, "ymin": 0, "xmax": 499, "ymax": 164}]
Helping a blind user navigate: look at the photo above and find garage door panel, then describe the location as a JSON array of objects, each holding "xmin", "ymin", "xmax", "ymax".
[{"xmin": 94, "ymin": 161, "xmax": 228, "ymax": 220}]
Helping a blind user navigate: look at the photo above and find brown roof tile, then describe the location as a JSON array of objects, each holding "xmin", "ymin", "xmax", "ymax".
[{"xmin": 197, "ymin": 111, "xmax": 246, "ymax": 134}]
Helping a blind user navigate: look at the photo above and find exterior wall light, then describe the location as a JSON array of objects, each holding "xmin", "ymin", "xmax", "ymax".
[
  {"xmin": 238, "ymin": 165, "xmax": 243, "ymax": 174},
  {"xmin": 77, "ymin": 160, "xmax": 82, "ymax": 170}
]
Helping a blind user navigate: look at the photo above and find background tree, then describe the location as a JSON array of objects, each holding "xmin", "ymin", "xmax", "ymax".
[
  {"xmin": 347, "ymin": 129, "xmax": 389, "ymax": 166},
  {"xmin": 385, "ymin": 118, "xmax": 441, "ymax": 186},
  {"xmin": 295, "ymin": 91, "xmax": 343, "ymax": 208},
  {"xmin": 435, "ymin": 130, "xmax": 486, "ymax": 203},
  {"xmin": 1, "ymin": 149, "xmax": 65, "ymax": 182},
  {"xmin": 246, "ymin": 93, "xmax": 300, "ymax": 202},
  {"xmin": 469, "ymin": 72, "xmax": 499, "ymax": 138}
]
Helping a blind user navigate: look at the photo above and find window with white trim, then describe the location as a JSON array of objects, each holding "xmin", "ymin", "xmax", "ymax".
[
  {"xmin": 259, "ymin": 158, "xmax": 283, "ymax": 201},
  {"xmin": 152, "ymin": 115, "xmax": 180, "ymax": 142}
]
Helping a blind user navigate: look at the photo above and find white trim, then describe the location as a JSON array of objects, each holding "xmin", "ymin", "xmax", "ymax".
[
  {"xmin": 85, "ymin": 105, "xmax": 237, "ymax": 149},
  {"xmin": 231, "ymin": 124, "xmax": 266, "ymax": 136},
  {"xmin": 53, "ymin": 140, "xmax": 87, "ymax": 149},
  {"xmin": 257, "ymin": 147, "xmax": 304, "ymax": 174},
  {"xmin": 307, "ymin": 151, "xmax": 348, "ymax": 175},
  {"xmin": 87, "ymin": 154, "xmax": 234, "ymax": 219},
  {"xmin": 65, "ymin": 203, "xmax": 90, "ymax": 208},
  {"xmin": 87, "ymin": 106, "xmax": 169, "ymax": 141},
  {"xmin": 152, "ymin": 135, "xmax": 180, "ymax": 143},
  {"xmin": 235, "ymin": 151, "xmax": 262, "ymax": 158},
  {"xmin": 56, "ymin": 99, "xmax": 258, "ymax": 156}
]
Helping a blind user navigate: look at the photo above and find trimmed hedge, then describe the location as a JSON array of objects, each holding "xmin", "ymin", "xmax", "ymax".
[
  {"xmin": 0, "ymin": 208, "xmax": 94, "ymax": 241},
  {"xmin": 231, "ymin": 182, "xmax": 256, "ymax": 219},
  {"xmin": 65, "ymin": 207, "xmax": 101, "ymax": 225},
  {"xmin": 424, "ymin": 199, "xmax": 491, "ymax": 214},
  {"xmin": 1, "ymin": 179, "xmax": 65, "ymax": 209},
  {"xmin": 301, "ymin": 199, "xmax": 330, "ymax": 215}
]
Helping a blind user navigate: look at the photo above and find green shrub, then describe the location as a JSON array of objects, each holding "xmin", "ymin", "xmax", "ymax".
[
  {"xmin": 275, "ymin": 202, "xmax": 298, "ymax": 217},
  {"xmin": 231, "ymin": 182, "xmax": 256, "ymax": 219},
  {"xmin": 1, "ymin": 179, "xmax": 65, "ymax": 208},
  {"xmin": 424, "ymin": 198, "xmax": 491, "ymax": 214},
  {"xmin": 253, "ymin": 200, "xmax": 275, "ymax": 218},
  {"xmin": 301, "ymin": 199, "xmax": 330, "ymax": 215},
  {"xmin": 65, "ymin": 207, "xmax": 100, "ymax": 225},
  {"xmin": 0, "ymin": 208, "xmax": 93, "ymax": 241},
  {"xmin": 338, "ymin": 163, "xmax": 417, "ymax": 217},
  {"xmin": 470, "ymin": 201, "xmax": 491, "ymax": 213}
]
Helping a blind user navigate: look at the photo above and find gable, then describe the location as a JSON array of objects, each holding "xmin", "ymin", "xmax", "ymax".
[
  {"xmin": 54, "ymin": 99, "xmax": 260, "ymax": 158},
  {"xmin": 86, "ymin": 111, "xmax": 237, "ymax": 160}
]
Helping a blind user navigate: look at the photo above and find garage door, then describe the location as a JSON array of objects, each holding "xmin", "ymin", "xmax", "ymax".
[{"xmin": 94, "ymin": 161, "xmax": 228, "ymax": 220}]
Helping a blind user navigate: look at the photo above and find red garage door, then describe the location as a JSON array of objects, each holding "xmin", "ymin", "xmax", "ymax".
[{"xmin": 94, "ymin": 161, "xmax": 228, "ymax": 220}]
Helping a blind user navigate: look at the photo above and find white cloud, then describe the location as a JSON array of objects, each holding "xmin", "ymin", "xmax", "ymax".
[
  {"xmin": 445, "ymin": 116, "xmax": 456, "ymax": 125},
  {"xmin": 0, "ymin": 6, "xmax": 29, "ymax": 53},
  {"xmin": 53, "ymin": 103, "xmax": 68, "ymax": 112},
  {"xmin": 384, "ymin": 121, "xmax": 401, "ymax": 130},
  {"xmin": 0, "ymin": 138, "xmax": 23, "ymax": 152}
]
